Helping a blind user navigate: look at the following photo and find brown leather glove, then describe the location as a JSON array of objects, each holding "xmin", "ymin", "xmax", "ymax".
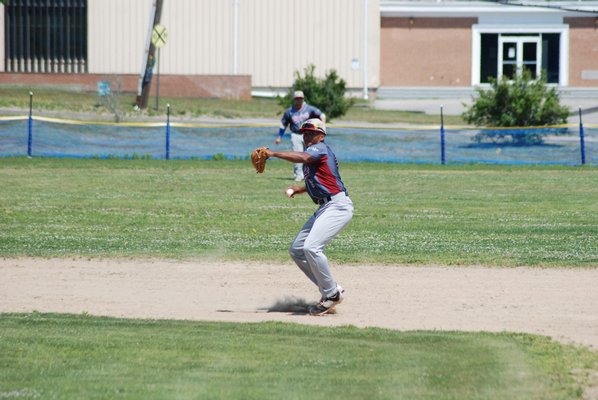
[{"xmin": 250, "ymin": 147, "xmax": 269, "ymax": 174}]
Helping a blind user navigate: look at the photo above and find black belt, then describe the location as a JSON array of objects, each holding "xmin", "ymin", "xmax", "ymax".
[{"xmin": 316, "ymin": 196, "xmax": 332, "ymax": 205}]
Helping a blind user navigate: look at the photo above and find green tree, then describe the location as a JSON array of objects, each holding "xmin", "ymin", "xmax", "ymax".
[
  {"xmin": 278, "ymin": 64, "xmax": 354, "ymax": 121},
  {"xmin": 462, "ymin": 71, "xmax": 569, "ymax": 144}
]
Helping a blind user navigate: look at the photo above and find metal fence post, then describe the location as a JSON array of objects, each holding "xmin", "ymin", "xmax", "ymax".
[
  {"xmin": 440, "ymin": 105, "xmax": 446, "ymax": 165},
  {"xmin": 579, "ymin": 107, "xmax": 586, "ymax": 165},
  {"xmin": 27, "ymin": 91, "xmax": 33, "ymax": 157},
  {"xmin": 165, "ymin": 104, "xmax": 171, "ymax": 160}
]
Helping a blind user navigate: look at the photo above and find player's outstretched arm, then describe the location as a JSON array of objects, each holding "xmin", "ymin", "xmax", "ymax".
[{"xmin": 266, "ymin": 149, "xmax": 313, "ymax": 164}]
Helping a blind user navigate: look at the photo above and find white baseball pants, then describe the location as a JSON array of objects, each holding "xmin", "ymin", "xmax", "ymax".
[
  {"xmin": 289, "ymin": 192, "xmax": 354, "ymax": 299},
  {"xmin": 291, "ymin": 133, "xmax": 304, "ymax": 180}
]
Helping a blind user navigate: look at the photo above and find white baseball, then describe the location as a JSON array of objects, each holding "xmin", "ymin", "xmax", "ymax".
[{"xmin": 286, "ymin": 188, "xmax": 294, "ymax": 197}]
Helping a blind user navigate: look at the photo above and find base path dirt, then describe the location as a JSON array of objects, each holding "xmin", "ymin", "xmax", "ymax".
[{"xmin": 1, "ymin": 258, "xmax": 597, "ymax": 350}]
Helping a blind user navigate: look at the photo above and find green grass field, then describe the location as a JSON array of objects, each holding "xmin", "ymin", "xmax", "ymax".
[
  {"xmin": 0, "ymin": 87, "xmax": 466, "ymax": 125},
  {"xmin": 1, "ymin": 313, "xmax": 597, "ymax": 400},
  {"xmin": 1, "ymin": 158, "xmax": 596, "ymax": 266},
  {"xmin": 1, "ymin": 158, "xmax": 597, "ymax": 399}
]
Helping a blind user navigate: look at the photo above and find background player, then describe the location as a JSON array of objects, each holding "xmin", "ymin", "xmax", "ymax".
[{"xmin": 275, "ymin": 91, "xmax": 326, "ymax": 181}]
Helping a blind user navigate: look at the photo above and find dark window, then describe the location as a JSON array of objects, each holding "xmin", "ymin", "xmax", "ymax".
[
  {"xmin": 522, "ymin": 42, "xmax": 538, "ymax": 79},
  {"xmin": 4, "ymin": 0, "xmax": 87, "ymax": 73},
  {"xmin": 542, "ymin": 33, "xmax": 560, "ymax": 83},
  {"xmin": 480, "ymin": 34, "xmax": 498, "ymax": 84},
  {"xmin": 480, "ymin": 32, "xmax": 561, "ymax": 84}
]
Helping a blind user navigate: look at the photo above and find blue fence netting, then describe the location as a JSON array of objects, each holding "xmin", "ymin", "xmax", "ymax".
[{"xmin": 0, "ymin": 114, "xmax": 596, "ymax": 165}]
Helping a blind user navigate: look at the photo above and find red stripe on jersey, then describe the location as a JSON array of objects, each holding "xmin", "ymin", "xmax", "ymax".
[{"xmin": 315, "ymin": 155, "xmax": 341, "ymax": 195}]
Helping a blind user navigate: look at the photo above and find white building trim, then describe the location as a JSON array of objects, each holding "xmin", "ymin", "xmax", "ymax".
[{"xmin": 380, "ymin": 0, "xmax": 598, "ymax": 18}]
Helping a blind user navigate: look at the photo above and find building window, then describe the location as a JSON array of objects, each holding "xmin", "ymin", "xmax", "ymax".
[
  {"xmin": 499, "ymin": 34, "xmax": 542, "ymax": 80},
  {"xmin": 480, "ymin": 34, "xmax": 498, "ymax": 83},
  {"xmin": 542, "ymin": 33, "xmax": 560, "ymax": 84},
  {"xmin": 473, "ymin": 26, "xmax": 567, "ymax": 86},
  {"xmin": 4, "ymin": 0, "xmax": 87, "ymax": 73},
  {"xmin": 480, "ymin": 33, "xmax": 559, "ymax": 84}
]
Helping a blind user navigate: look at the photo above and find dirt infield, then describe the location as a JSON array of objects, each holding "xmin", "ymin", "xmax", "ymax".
[{"xmin": 1, "ymin": 258, "xmax": 597, "ymax": 350}]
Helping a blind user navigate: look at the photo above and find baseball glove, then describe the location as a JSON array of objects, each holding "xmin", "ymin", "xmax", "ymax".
[{"xmin": 251, "ymin": 147, "xmax": 269, "ymax": 173}]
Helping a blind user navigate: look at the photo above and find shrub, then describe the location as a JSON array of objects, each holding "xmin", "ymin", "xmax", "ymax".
[
  {"xmin": 462, "ymin": 71, "xmax": 570, "ymax": 145},
  {"xmin": 278, "ymin": 64, "xmax": 354, "ymax": 121}
]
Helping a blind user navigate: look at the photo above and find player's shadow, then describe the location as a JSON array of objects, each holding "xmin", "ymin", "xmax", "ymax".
[{"xmin": 264, "ymin": 296, "xmax": 312, "ymax": 315}]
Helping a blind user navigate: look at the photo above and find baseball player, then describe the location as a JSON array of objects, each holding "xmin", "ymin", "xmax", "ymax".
[
  {"xmin": 275, "ymin": 91, "xmax": 326, "ymax": 181},
  {"xmin": 264, "ymin": 118, "xmax": 353, "ymax": 316}
]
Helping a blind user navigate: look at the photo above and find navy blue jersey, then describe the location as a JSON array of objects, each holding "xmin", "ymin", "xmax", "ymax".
[
  {"xmin": 304, "ymin": 142, "xmax": 348, "ymax": 202},
  {"xmin": 280, "ymin": 103, "xmax": 324, "ymax": 133}
]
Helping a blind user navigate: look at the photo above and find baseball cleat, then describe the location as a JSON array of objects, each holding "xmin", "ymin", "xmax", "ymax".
[{"xmin": 309, "ymin": 285, "xmax": 344, "ymax": 316}]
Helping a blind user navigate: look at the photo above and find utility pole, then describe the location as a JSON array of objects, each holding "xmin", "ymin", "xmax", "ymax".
[{"xmin": 135, "ymin": 0, "xmax": 164, "ymax": 109}]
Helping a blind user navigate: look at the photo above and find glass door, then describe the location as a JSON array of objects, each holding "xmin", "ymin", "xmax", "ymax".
[{"xmin": 498, "ymin": 36, "xmax": 541, "ymax": 80}]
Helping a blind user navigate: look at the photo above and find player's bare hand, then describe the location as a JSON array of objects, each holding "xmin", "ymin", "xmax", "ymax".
[
  {"xmin": 274, "ymin": 137, "xmax": 281, "ymax": 145},
  {"xmin": 285, "ymin": 185, "xmax": 304, "ymax": 198}
]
